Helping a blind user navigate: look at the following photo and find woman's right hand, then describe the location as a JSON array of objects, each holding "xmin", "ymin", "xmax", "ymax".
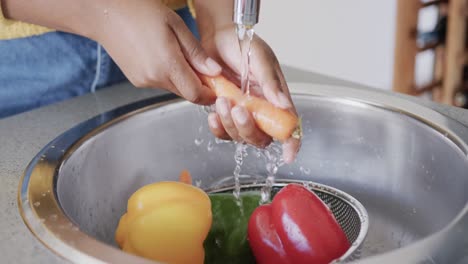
[{"xmin": 92, "ymin": 0, "xmax": 221, "ymax": 105}]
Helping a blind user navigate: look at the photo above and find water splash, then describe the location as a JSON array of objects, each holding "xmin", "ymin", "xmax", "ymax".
[
  {"xmin": 233, "ymin": 143, "xmax": 248, "ymax": 212},
  {"xmin": 195, "ymin": 179, "xmax": 202, "ymax": 188},
  {"xmin": 207, "ymin": 140, "xmax": 214, "ymax": 152},
  {"xmin": 194, "ymin": 138, "xmax": 204, "ymax": 146},
  {"xmin": 260, "ymin": 142, "xmax": 284, "ymax": 204}
]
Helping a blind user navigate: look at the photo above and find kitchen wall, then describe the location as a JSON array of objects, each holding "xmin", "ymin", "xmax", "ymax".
[{"xmin": 255, "ymin": 0, "xmax": 438, "ymax": 90}]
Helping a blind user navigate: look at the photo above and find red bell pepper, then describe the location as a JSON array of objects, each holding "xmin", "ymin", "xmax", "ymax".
[{"xmin": 247, "ymin": 184, "xmax": 350, "ymax": 264}]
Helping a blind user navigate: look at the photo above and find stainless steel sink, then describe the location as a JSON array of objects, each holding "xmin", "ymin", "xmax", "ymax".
[{"xmin": 18, "ymin": 83, "xmax": 468, "ymax": 263}]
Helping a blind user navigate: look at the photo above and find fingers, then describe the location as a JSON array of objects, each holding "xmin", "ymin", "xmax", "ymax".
[
  {"xmin": 231, "ymin": 106, "xmax": 272, "ymax": 148},
  {"xmin": 166, "ymin": 32, "xmax": 216, "ymax": 105},
  {"xmin": 250, "ymin": 43, "xmax": 293, "ymax": 110},
  {"xmin": 169, "ymin": 57, "xmax": 216, "ymax": 105},
  {"xmin": 211, "ymin": 97, "xmax": 272, "ymax": 148},
  {"xmin": 168, "ymin": 14, "xmax": 222, "ymax": 76},
  {"xmin": 249, "ymin": 39, "xmax": 301, "ymax": 162},
  {"xmin": 215, "ymin": 97, "xmax": 240, "ymax": 141},
  {"xmin": 207, "ymin": 112, "xmax": 231, "ymax": 140},
  {"xmin": 282, "ymin": 137, "xmax": 301, "ymax": 164}
]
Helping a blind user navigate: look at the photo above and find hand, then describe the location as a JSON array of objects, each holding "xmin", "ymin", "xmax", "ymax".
[
  {"xmin": 93, "ymin": 0, "xmax": 222, "ymax": 105},
  {"xmin": 200, "ymin": 26, "xmax": 301, "ymax": 164}
]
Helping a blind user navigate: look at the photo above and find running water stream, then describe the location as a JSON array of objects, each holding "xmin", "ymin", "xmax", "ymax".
[{"xmin": 232, "ymin": 24, "xmax": 283, "ymax": 205}]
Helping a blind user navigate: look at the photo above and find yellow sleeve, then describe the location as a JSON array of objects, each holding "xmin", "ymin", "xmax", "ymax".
[
  {"xmin": 187, "ymin": 0, "xmax": 196, "ymax": 18},
  {"xmin": 0, "ymin": 1, "xmax": 54, "ymax": 40},
  {"xmin": 0, "ymin": 0, "xmax": 193, "ymax": 41}
]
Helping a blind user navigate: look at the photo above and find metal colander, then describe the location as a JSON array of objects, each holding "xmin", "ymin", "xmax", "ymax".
[{"xmin": 208, "ymin": 179, "xmax": 369, "ymax": 263}]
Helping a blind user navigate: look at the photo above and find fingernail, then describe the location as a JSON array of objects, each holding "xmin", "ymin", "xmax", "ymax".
[
  {"xmin": 278, "ymin": 92, "xmax": 292, "ymax": 109},
  {"xmin": 205, "ymin": 58, "xmax": 222, "ymax": 74},
  {"xmin": 263, "ymin": 87, "xmax": 282, "ymax": 107},
  {"xmin": 232, "ymin": 106, "xmax": 248, "ymax": 125},
  {"xmin": 283, "ymin": 146, "xmax": 295, "ymax": 164},
  {"xmin": 208, "ymin": 113, "xmax": 219, "ymax": 129},
  {"xmin": 283, "ymin": 138, "xmax": 300, "ymax": 164},
  {"xmin": 217, "ymin": 97, "xmax": 230, "ymax": 117}
]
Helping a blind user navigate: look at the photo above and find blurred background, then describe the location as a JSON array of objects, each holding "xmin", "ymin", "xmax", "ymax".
[{"xmin": 255, "ymin": 0, "xmax": 468, "ymax": 108}]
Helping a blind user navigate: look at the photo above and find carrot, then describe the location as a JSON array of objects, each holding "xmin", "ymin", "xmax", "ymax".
[
  {"xmin": 179, "ymin": 169, "xmax": 192, "ymax": 185},
  {"xmin": 200, "ymin": 75, "xmax": 301, "ymax": 141}
]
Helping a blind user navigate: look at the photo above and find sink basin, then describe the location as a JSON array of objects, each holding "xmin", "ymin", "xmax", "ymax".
[{"xmin": 18, "ymin": 83, "xmax": 468, "ymax": 263}]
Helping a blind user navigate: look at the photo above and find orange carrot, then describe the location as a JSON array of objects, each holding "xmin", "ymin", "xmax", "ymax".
[
  {"xmin": 200, "ymin": 75, "xmax": 301, "ymax": 141},
  {"xmin": 179, "ymin": 169, "xmax": 192, "ymax": 185}
]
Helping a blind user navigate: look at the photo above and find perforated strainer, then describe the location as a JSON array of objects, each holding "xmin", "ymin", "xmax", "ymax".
[{"xmin": 207, "ymin": 179, "xmax": 369, "ymax": 263}]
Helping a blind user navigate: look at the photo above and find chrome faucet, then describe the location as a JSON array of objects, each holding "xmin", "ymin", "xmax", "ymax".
[{"xmin": 233, "ymin": 0, "xmax": 260, "ymax": 27}]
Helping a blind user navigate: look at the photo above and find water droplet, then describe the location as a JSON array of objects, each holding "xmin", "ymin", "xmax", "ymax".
[
  {"xmin": 289, "ymin": 171, "xmax": 294, "ymax": 176},
  {"xmin": 255, "ymin": 150, "xmax": 262, "ymax": 158},
  {"xmin": 49, "ymin": 214, "xmax": 58, "ymax": 221},
  {"xmin": 300, "ymin": 166, "xmax": 311, "ymax": 175},
  {"xmin": 103, "ymin": 9, "xmax": 108, "ymax": 15},
  {"xmin": 266, "ymin": 163, "xmax": 278, "ymax": 175},
  {"xmin": 207, "ymin": 141, "xmax": 214, "ymax": 152},
  {"xmin": 72, "ymin": 226, "xmax": 79, "ymax": 232},
  {"xmin": 33, "ymin": 202, "xmax": 40, "ymax": 207},
  {"xmin": 232, "ymin": 144, "xmax": 245, "ymax": 207},
  {"xmin": 198, "ymin": 126, "xmax": 203, "ymax": 133},
  {"xmin": 41, "ymin": 154, "xmax": 46, "ymax": 158},
  {"xmin": 41, "ymin": 193, "xmax": 46, "ymax": 197},
  {"xmin": 412, "ymin": 208, "xmax": 417, "ymax": 214},
  {"xmin": 431, "ymin": 155, "xmax": 435, "ymax": 161},
  {"xmin": 50, "ymin": 145, "xmax": 55, "ymax": 149},
  {"xmin": 260, "ymin": 176, "xmax": 275, "ymax": 204},
  {"xmin": 215, "ymin": 138, "xmax": 227, "ymax": 144},
  {"xmin": 215, "ymin": 238, "xmax": 222, "ymax": 248},
  {"xmin": 195, "ymin": 180, "xmax": 202, "ymax": 187},
  {"xmin": 47, "ymin": 190, "xmax": 51, "ymax": 193},
  {"xmin": 194, "ymin": 138, "xmax": 204, "ymax": 146},
  {"xmin": 260, "ymin": 191, "xmax": 269, "ymax": 203}
]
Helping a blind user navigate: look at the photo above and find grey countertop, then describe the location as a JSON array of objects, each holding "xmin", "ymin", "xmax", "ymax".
[{"xmin": 1, "ymin": 66, "xmax": 467, "ymax": 263}]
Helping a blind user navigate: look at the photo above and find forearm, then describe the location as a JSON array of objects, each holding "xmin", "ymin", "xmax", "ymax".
[
  {"xmin": 1, "ymin": 0, "xmax": 110, "ymax": 40},
  {"xmin": 193, "ymin": 0, "xmax": 234, "ymax": 40}
]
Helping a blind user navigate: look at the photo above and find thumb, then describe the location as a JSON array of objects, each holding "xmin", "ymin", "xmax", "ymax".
[{"xmin": 169, "ymin": 14, "xmax": 222, "ymax": 76}]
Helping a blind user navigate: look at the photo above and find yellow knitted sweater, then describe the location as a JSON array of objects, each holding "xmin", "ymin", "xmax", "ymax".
[{"xmin": 0, "ymin": 0, "xmax": 195, "ymax": 40}]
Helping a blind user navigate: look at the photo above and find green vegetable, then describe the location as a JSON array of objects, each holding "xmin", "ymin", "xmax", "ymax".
[{"xmin": 204, "ymin": 191, "xmax": 261, "ymax": 264}]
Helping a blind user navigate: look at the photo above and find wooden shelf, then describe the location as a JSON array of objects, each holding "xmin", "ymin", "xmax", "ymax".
[{"xmin": 392, "ymin": 0, "xmax": 468, "ymax": 106}]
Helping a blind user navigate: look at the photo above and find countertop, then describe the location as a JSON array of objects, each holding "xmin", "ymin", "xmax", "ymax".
[{"xmin": 1, "ymin": 66, "xmax": 467, "ymax": 263}]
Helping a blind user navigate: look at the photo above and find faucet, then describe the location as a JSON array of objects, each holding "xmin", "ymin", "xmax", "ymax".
[{"xmin": 233, "ymin": 0, "xmax": 260, "ymax": 27}]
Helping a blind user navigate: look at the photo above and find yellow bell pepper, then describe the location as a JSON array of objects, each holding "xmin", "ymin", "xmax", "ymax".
[{"xmin": 115, "ymin": 181, "xmax": 212, "ymax": 264}]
